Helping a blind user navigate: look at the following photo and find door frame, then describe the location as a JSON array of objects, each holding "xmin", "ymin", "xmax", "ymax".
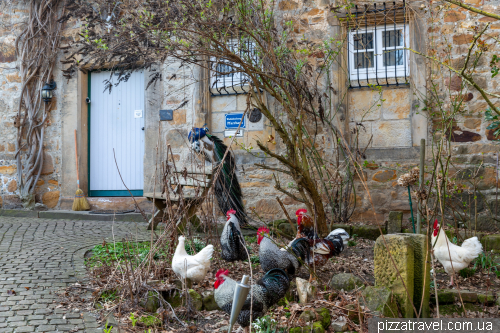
[{"xmin": 87, "ymin": 70, "xmax": 144, "ymax": 197}]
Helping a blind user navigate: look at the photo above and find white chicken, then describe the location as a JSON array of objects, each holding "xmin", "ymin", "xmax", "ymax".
[
  {"xmin": 432, "ymin": 219, "xmax": 483, "ymax": 287},
  {"xmin": 172, "ymin": 236, "xmax": 214, "ymax": 284}
]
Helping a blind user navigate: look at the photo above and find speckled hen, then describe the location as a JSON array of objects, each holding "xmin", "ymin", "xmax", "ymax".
[
  {"xmin": 258, "ymin": 227, "xmax": 310, "ymax": 276},
  {"xmin": 220, "ymin": 209, "xmax": 249, "ymax": 262},
  {"xmin": 214, "ymin": 268, "xmax": 290, "ymax": 333}
]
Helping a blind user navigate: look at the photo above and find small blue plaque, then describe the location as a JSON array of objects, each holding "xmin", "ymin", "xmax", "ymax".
[
  {"xmin": 160, "ymin": 109, "xmax": 173, "ymax": 121},
  {"xmin": 225, "ymin": 113, "xmax": 246, "ymax": 129}
]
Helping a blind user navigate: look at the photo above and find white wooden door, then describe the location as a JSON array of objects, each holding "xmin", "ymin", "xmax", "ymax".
[{"xmin": 89, "ymin": 70, "xmax": 145, "ymax": 196}]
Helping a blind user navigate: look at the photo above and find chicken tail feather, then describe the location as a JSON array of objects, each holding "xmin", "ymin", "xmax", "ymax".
[{"xmin": 461, "ymin": 236, "xmax": 483, "ymax": 262}]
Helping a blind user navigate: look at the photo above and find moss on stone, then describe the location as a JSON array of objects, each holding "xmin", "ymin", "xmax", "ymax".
[
  {"xmin": 289, "ymin": 322, "xmax": 325, "ymax": 333},
  {"xmin": 481, "ymin": 235, "xmax": 500, "ymax": 252},
  {"xmin": 438, "ymin": 303, "xmax": 483, "ymax": 316},
  {"xmin": 352, "ymin": 225, "xmax": 386, "ymax": 240},
  {"xmin": 188, "ymin": 289, "xmax": 203, "ymax": 311},
  {"xmin": 361, "ymin": 286, "xmax": 398, "ymax": 317},
  {"xmin": 477, "ymin": 292, "xmax": 495, "ymax": 305},
  {"xmin": 140, "ymin": 291, "xmax": 160, "ymax": 313},
  {"xmin": 202, "ymin": 291, "xmax": 220, "ymax": 311},
  {"xmin": 164, "ymin": 289, "xmax": 182, "ymax": 308},
  {"xmin": 374, "ymin": 234, "xmax": 414, "ymax": 318},
  {"xmin": 316, "ymin": 308, "xmax": 331, "ymax": 329},
  {"xmin": 139, "ymin": 315, "xmax": 162, "ymax": 327}
]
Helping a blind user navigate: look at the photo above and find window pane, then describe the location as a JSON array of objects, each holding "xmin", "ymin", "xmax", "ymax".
[
  {"xmin": 354, "ymin": 52, "xmax": 375, "ymax": 69},
  {"xmin": 216, "ymin": 63, "xmax": 234, "ymax": 78},
  {"xmin": 383, "ymin": 50, "xmax": 404, "ymax": 67},
  {"xmin": 353, "ymin": 32, "xmax": 374, "ymax": 50},
  {"xmin": 382, "ymin": 30, "xmax": 404, "ymax": 48}
]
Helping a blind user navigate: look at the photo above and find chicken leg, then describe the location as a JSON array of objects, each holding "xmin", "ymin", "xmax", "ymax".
[{"xmin": 448, "ymin": 275, "xmax": 454, "ymax": 288}]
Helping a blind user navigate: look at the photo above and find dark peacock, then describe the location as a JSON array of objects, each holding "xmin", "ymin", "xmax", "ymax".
[{"xmin": 188, "ymin": 127, "xmax": 249, "ymax": 228}]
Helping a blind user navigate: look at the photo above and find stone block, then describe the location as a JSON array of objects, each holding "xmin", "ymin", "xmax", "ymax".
[
  {"xmin": 187, "ymin": 289, "xmax": 203, "ymax": 311},
  {"xmin": 381, "ymin": 89, "xmax": 410, "ymax": 120},
  {"xmin": 352, "ymin": 225, "xmax": 385, "ymax": 240},
  {"xmin": 289, "ymin": 322, "xmax": 324, "ymax": 333},
  {"xmin": 477, "ymin": 292, "xmax": 495, "ymax": 305},
  {"xmin": 372, "ymin": 120, "xmax": 412, "ymax": 148},
  {"xmin": 329, "ymin": 273, "xmax": 364, "ymax": 292},
  {"xmin": 481, "ymin": 235, "xmax": 500, "ymax": 252},
  {"xmin": 349, "ymin": 122, "xmax": 372, "ymax": 148},
  {"xmin": 361, "ymin": 286, "xmax": 398, "ymax": 317},
  {"xmin": 41, "ymin": 191, "xmax": 59, "ymax": 209},
  {"xmin": 387, "ymin": 211, "xmax": 403, "ymax": 234},
  {"xmin": 397, "ymin": 233, "xmax": 430, "ymax": 318},
  {"xmin": 349, "ymin": 90, "xmax": 382, "ymax": 121},
  {"xmin": 140, "ymin": 291, "xmax": 160, "ymax": 313},
  {"xmin": 1, "ymin": 195, "xmax": 22, "ymax": 209},
  {"xmin": 374, "ymin": 234, "xmax": 414, "ymax": 318},
  {"xmin": 201, "ymin": 291, "xmax": 219, "ymax": 311}
]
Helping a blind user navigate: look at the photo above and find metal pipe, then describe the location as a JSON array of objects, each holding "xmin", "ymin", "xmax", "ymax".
[
  {"xmin": 228, "ymin": 275, "xmax": 250, "ymax": 333},
  {"xmin": 417, "ymin": 138, "xmax": 425, "ymax": 234}
]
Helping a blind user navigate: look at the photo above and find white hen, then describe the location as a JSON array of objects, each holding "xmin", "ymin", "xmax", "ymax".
[
  {"xmin": 432, "ymin": 219, "xmax": 482, "ymax": 287},
  {"xmin": 172, "ymin": 236, "xmax": 214, "ymax": 283}
]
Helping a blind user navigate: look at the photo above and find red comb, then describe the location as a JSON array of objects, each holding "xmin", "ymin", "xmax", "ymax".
[
  {"xmin": 215, "ymin": 269, "xmax": 229, "ymax": 278},
  {"xmin": 296, "ymin": 209, "xmax": 307, "ymax": 215},
  {"xmin": 257, "ymin": 227, "xmax": 270, "ymax": 234},
  {"xmin": 226, "ymin": 209, "xmax": 237, "ymax": 215},
  {"xmin": 433, "ymin": 219, "xmax": 439, "ymax": 229}
]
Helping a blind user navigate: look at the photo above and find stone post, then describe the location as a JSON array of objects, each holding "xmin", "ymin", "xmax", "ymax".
[
  {"xmin": 387, "ymin": 211, "xmax": 403, "ymax": 234},
  {"xmin": 399, "ymin": 234, "xmax": 431, "ymax": 318},
  {"xmin": 374, "ymin": 234, "xmax": 414, "ymax": 318},
  {"xmin": 374, "ymin": 233, "xmax": 431, "ymax": 318}
]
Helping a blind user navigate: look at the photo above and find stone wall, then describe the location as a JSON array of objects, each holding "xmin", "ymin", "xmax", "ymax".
[{"xmin": 0, "ymin": 2, "xmax": 65, "ymax": 209}]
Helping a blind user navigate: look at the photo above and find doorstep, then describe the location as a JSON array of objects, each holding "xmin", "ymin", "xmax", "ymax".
[{"xmin": 0, "ymin": 209, "xmax": 150, "ymax": 222}]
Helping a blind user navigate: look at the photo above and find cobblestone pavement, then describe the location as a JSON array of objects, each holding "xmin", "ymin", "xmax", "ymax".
[{"xmin": 0, "ymin": 217, "xmax": 150, "ymax": 333}]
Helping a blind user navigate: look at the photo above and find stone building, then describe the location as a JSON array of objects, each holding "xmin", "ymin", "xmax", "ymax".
[{"xmin": 0, "ymin": 0, "xmax": 499, "ymax": 230}]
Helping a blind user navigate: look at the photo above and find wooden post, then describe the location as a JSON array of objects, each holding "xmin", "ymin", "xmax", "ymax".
[{"xmin": 417, "ymin": 138, "xmax": 425, "ymax": 234}]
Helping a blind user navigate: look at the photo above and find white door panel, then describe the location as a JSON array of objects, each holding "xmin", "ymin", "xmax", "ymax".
[{"xmin": 90, "ymin": 71, "xmax": 145, "ymax": 194}]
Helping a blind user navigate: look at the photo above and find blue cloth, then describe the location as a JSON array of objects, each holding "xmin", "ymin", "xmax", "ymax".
[{"xmin": 188, "ymin": 127, "xmax": 209, "ymax": 142}]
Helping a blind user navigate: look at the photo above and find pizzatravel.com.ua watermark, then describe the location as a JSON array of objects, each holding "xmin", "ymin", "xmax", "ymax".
[{"xmin": 368, "ymin": 318, "xmax": 500, "ymax": 333}]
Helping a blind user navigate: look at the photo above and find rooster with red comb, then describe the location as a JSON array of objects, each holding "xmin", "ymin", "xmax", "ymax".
[
  {"xmin": 432, "ymin": 219, "xmax": 482, "ymax": 287},
  {"xmin": 291, "ymin": 208, "xmax": 350, "ymax": 281},
  {"xmin": 220, "ymin": 209, "xmax": 249, "ymax": 262}
]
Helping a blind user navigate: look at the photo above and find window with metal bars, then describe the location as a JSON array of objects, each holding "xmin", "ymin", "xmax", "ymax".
[
  {"xmin": 211, "ymin": 38, "xmax": 257, "ymax": 95},
  {"xmin": 347, "ymin": 1, "xmax": 409, "ymax": 88}
]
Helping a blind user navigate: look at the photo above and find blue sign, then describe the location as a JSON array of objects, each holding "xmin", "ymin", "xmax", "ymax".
[{"xmin": 225, "ymin": 113, "xmax": 246, "ymax": 129}]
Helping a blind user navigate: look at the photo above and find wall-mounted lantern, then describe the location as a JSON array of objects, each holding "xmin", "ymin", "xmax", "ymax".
[{"xmin": 41, "ymin": 81, "xmax": 57, "ymax": 103}]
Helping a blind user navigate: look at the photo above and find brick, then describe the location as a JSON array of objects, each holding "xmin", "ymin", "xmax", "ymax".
[
  {"xmin": 36, "ymin": 325, "xmax": 56, "ymax": 332},
  {"xmin": 14, "ymin": 326, "xmax": 34, "ymax": 332}
]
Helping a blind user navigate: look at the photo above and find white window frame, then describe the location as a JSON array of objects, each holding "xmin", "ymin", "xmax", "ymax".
[
  {"xmin": 348, "ymin": 24, "xmax": 409, "ymax": 81},
  {"xmin": 211, "ymin": 39, "xmax": 257, "ymax": 89}
]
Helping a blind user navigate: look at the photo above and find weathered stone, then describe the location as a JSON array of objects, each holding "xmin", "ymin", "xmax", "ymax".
[
  {"xmin": 444, "ymin": 10, "xmax": 466, "ymax": 22},
  {"xmin": 330, "ymin": 319, "xmax": 348, "ymax": 332},
  {"xmin": 372, "ymin": 170, "xmax": 397, "ymax": 182},
  {"xmin": 34, "ymin": 203, "xmax": 48, "ymax": 211},
  {"xmin": 397, "ymin": 233, "xmax": 430, "ymax": 318},
  {"xmin": 387, "ymin": 211, "xmax": 403, "ymax": 234},
  {"xmin": 187, "ymin": 289, "xmax": 203, "ymax": 311},
  {"xmin": 477, "ymin": 292, "xmax": 495, "ymax": 305},
  {"xmin": 298, "ymin": 310, "xmax": 316, "ymax": 324},
  {"xmin": 352, "ymin": 225, "xmax": 385, "ymax": 240},
  {"xmin": 329, "ymin": 273, "xmax": 364, "ymax": 292},
  {"xmin": 372, "ymin": 120, "xmax": 412, "ymax": 148},
  {"xmin": 316, "ymin": 308, "xmax": 331, "ymax": 329},
  {"xmin": 163, "ymin": 290, "xmax": 182, "ymax": 308},
  {"xmin": 481, "ymin": 235, "xmax": 500, "ymax": 252},
  {"xmin": 201, "ymin": 291, "xmax": 219, "ymax": 311},
  {"xmin": 7, "ymin": 180, "xmax": 17, "ymax": 192},
  {"xmin": 253, "ymin": 198, "xmax": 281, "ymax": 219},
  {"xmin": 42, "ymin": 191, "xmax": 60, "ymax": 209},
  {"xmin": 344, "ymin": 304, "xmax": 363, "ymax": 324},
  {"xmin": 140, "ymin": 291, "xmax": 161, "ymax": 313},
  {"xmin": 361, "ymin": 286, "xmax": 398, "ymax": 317},
  {"xmin": 289, "ymin": 322, "xmax": 324, "ymax": 333},
  {"xmin": 432, "ymin": 289, "xmax": 478, "ymax": 304},
  {"xmin": 0, "ymin": 165, "xmax": 16, "ymax": 175},
  {"xmin": 374, "ymin": 234, "xmax": 414, "ymax": 318},
  {"xmin": 40, "ymin": 153, "xmax": 54, "ymax": 175},
  {"xmin": 2, "ymin": 194, "xmax": 22, "ymax": 209},
  {"xmin": 165, "ymin": 129, "xmax": 188, "ymax": 149},
  {"xmin": 296, "ymin": 277, "xmax": 315, "ymax": 303}
]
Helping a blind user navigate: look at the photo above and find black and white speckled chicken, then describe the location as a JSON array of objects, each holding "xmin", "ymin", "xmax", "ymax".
[
  {"xmin": 220, "ymin": 209, "xmax": 249, "ymax": 262},
  {"xmin": 257, "ymin": 227, "xmax": 310, "ymax": 276},
  {"xmin": 214, "ymin": 268, "xmax": 290, "ymax": 333}
]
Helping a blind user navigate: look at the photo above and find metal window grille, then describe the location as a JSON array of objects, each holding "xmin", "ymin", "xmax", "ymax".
[
  {"xmin": 211, "ymin": 37, "xmax": 258, "ymax": 95},
  {"xmin": 347, "ymin": 1, "xmax": 409, "ymax": 89}
]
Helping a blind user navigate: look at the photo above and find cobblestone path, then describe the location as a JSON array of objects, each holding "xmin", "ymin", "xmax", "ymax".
[{"xmin": 0, "ymin": 217, "xmax": 150, "ymax": 333}]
